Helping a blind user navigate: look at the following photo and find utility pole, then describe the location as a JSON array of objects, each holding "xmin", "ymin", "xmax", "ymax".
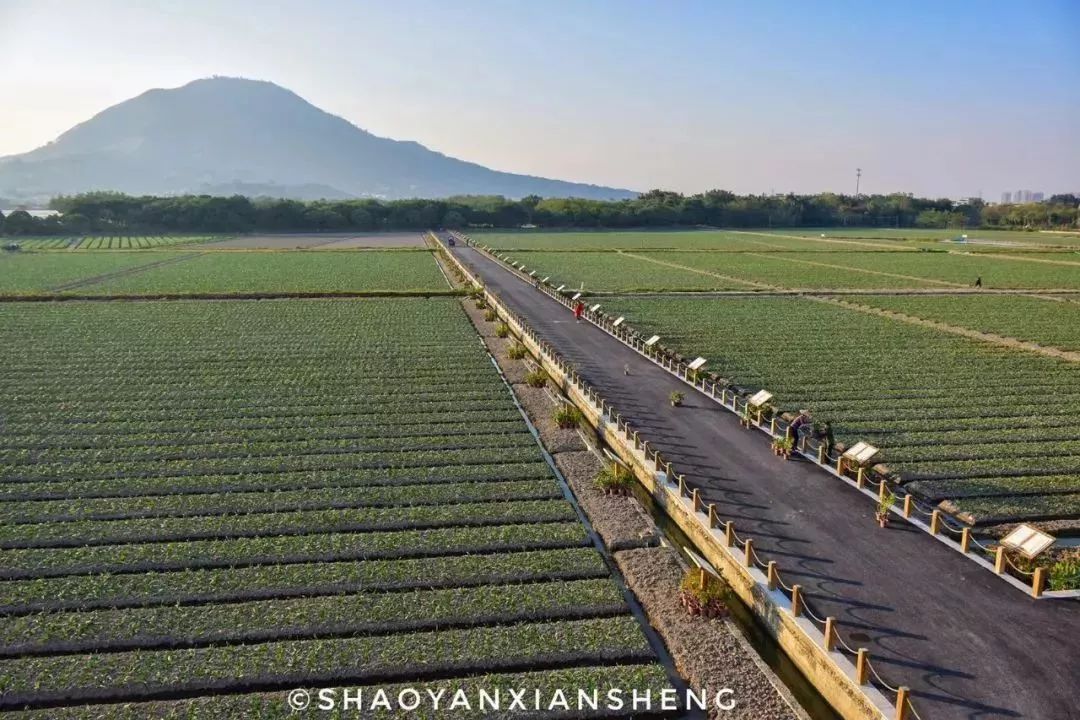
[{"xmin": 855, "ymin": 168, "xmax": 862, "ymax": 198}]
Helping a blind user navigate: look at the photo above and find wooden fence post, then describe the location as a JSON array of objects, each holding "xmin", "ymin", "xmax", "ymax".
[
  {"xmin": 930, "ymin": 510, "xmax": 940, "ymax": 535},
  {"xmin": 744, "ymin": 538, "xmax": 754, "ymax": 568},
  {"xmin": 903, "ymin": 495, "xmax": 913, "ymax": 518},
  {"xmin": 824, "ymin": 617, "xmax": 836, "ymax": 651},
  {"xmin": 724, "ymin": 521, "xmax": 735, "ymax": 548},
  {"xmin": 960, "ymin": 528, "xmax": 971, "ymax": 553},
  {"xmin": 857, "ymin": 467, "xmax": 865, "ymax": 488},
  {"xmin": 1033, "ymin": 567, "xmax": 1047, "ymax": 598},
  {"xmin": 855, "ymin": 649, "xmax": 869, "ymax": 685},
  {"xmin": 818, "ymin": 445, "xmax": 826, "ymax": 464},
  {"xmin": 994, "ymin": 546, "xmax": 1006, "ymax": 574},
  {"xmin": 767, "ymin": 561, "xmax": 778, "ymax": 590},
  {"xmin": 692, "ymin": 488, "xmax": 702, "ymax": 513},
  {"xmin": 708, "ymin": 504, "xmax": 718, "ymax": 529},
  {"xmin": 895, "ymin": 688, "xmax": 910, "ymax": 720},
  {"xmin": 790, "ymin": 585, "xmax": 803, "ymax": 617}
]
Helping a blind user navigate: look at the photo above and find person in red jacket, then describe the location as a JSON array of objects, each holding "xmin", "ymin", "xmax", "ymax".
[{"xmin": 573, "ymin": 301, "xmax": 584, "ymax": 323}]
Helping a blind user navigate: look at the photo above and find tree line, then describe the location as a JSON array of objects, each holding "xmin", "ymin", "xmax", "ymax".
[{"xmin": 1, "ymin": 190, "xmax": 1077, "ymax": 236}]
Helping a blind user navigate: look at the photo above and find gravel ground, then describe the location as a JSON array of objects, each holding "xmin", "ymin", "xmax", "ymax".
[
  {"xmin": 616, "ymin": 548, "xmax": 803, "ymax": 720},
  {"xmin": 555, "ymin": 451, "xmax": 658, "ymax": 550},
  {"xmin": 512, "ymin": 384, "xmax": 584, "ymax": 454}
]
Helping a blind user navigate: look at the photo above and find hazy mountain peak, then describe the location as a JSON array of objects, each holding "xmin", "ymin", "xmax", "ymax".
[{"xmin": 0, "ymin": 77, "xmax": 635, "ymax": 203}]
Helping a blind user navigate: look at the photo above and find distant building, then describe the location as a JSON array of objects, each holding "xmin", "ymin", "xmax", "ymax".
[
  {"xmin": 1015, "ymin": 189, "xmax": 1033, "ymax": 203},
  {"xmin": 1032, "ymin": 192, "xmax": 1044, "ymax": 202},
  {"xmin": 1001, "ymin": 191, "xmax": 1012, "ymax": 204}
]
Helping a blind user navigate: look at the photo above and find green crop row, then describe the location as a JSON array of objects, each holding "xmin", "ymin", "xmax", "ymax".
[
  {"xmin": 0, "ymin": 478, "xmax": 561, "ymax": 525},
  {"xmin": 0, "ymin": 616, "xmax": 652, "ymax": 701},
  {"xmin": 0, "ymin": 578, "xmax": 624, "ymax": 654},
  {"xmin": 0, "ymin": 546, "xmax": 608, "ymax": 612},
  {"xmin": 6, "ymin": 663, "xmax": 673, "ymax": 719},
  {"xmin": 0, "ymin": 499, "xmax": 577, "ymax": 549},
  {"xmin": 0, "ymin": 462, "xmax": 555, "ymax": 503},
  {"xmin": 1, "ymin": 522, "xmax": 590, "ymax": 579}
]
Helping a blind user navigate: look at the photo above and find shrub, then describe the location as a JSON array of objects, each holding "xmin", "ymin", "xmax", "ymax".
[
  {"xmin": 1050, "ymin": 550, "xmax": 1080, "ymax": 590},
  {"xmin": 553, "ymin": 404, "xmax": 582, "ymax": 429},
  {"xmin": 495, "ymin": 323, "xmax": 510, "ymax": 338},
  {"xmin": 474, "ymin": 298, "xmax": 486, "ymax": 309},
  {"xmin": 594, "ymin": 462, "xmax": 634, "ymax": 495},
  {"xmin": 483, "ymin": 309, "xmax": 497, "ymax": 322},
  {"xmin": 679, "ymin": 568, "xmax": 728, "ymax": 619},
  {"xmin": 507, "ymin": 343, "xmax": 527, "ymax": 360},
  {"xmin": 669, "ymin": 390, "xmax": 684, "ymax": 407},
  {"xmin": 525, "ymin": 370, "xmax": 547, "ymax": 388}
]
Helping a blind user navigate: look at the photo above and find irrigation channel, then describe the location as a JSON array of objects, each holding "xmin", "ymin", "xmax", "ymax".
[{"xmin": 445, "ymin": 237, "xmax": 1080, "ymax": 720}]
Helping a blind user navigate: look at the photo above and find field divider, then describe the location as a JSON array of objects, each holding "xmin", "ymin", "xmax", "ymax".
[
  {"xmin": 452, "ymin": 233, "xmax": 1080, "ymax": 601},
  {"xmin": 437, "ymin": 232, "xmax": 899, "ymax": 720},
  {"xmin": 0, "ymin": 563, "xmax": 612, "ymax": 618}
]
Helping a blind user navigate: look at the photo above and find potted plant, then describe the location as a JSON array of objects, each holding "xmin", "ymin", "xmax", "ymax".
[
  {"xmin": 594, "ymin": 462, "xmax": 634, "ymax": 496},
  {"xmin": 679, "ymin": 568, "xmax": 728, "ymax": 619},
  {"xmin": 771, "ymin": 436, "xmax": 794, "ymax": 459},
  {"xmin": 876, "ymin": 490, "xmax": 896, "ymax": 528},
  {"xmin": 669, "ymin": 390, "xmax": 685, "ymax": 407}
]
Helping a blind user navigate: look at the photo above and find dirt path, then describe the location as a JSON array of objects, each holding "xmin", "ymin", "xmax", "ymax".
[
  {"xmin": 743, "ymin": 252, "xmax": 965, "ymax": 288},
  {"xmin": 729, "ymin": 230, "xmax": 906, "ymax": 251},
  {"xmin": 957, "ymin": 251, "xmax": 1080, "ymax": 268},
  {"xmin": 616, "ymin": 251, "xmax": 781, "ymax": 290},
  {"xmin": 48, "ymin": 253, "xmax": 203, "ymax": 292},
  {"xmin": 812, "ymin": 295, "xmax": 1080, "ymax": 363}
]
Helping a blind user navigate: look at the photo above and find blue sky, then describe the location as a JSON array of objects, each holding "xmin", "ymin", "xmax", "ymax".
[{"xmin": 1, "ymin": 0, "xmax": 1077, "ymax": 197}]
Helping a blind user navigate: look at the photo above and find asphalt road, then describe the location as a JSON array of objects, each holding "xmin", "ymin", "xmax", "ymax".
[{"xmin": 451, "ymin": 243, "xmax": 1080, "ymax": 720}]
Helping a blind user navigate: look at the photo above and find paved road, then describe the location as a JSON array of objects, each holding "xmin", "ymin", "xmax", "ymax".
[{"xmin": 451, "ymin": 243, "xmax": 1080, "ymax": 720}]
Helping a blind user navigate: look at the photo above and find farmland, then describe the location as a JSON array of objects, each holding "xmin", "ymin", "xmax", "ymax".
[
  {"xmin": 600, "ymin": 295, "xmax": 1080, "ymax": 525},
  {"xmin": 7, "ymin": 235, "xmax": 221, "ymax": 250},
  {"xmin": 471, "ymin": 230, "xmax": 1080, "ymax": 529},
  {"xmin": 0, "ymin": 297, "xmax": 672, "ymax": 715},
  {"xmin": 492, "ymin": 248, "xmax": 1080, "ymax": 292},
  {"xmin": 0, "ymin": 249, "xmax": 450, "ymax": 295}
]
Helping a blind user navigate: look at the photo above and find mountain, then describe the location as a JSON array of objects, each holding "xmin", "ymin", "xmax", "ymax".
[{"xmin": 0, "ymin": 77, "xmax": 636, "ymax": 202}]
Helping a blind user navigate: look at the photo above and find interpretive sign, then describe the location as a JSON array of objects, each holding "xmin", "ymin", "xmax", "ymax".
[
  {"xmin": 748, "ymin": 390, "xmax": 773, "ymax": 407},
  {"xmin": 687, "ymin": 357, "xmax": 708, "ymax": 371},
  {"xmin": 644, "ymin": 335, "xmax": 661, "ymax": 347},
  {"xmin": 1001, "ymin": 524, "xmax": 1055, "ymax": 560}
]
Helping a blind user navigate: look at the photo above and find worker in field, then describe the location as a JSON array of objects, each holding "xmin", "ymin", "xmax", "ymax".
[
  {"xmin": 787, "ymin": 410, "xmax": 810, "ymax": 449},
  {"xmin": 573, "ymin": 301, "xmax": 585, "ymax": 322},
  {"xmin": 974, "ymin": 276, "xmax": 982, "ymax": 288},
  {"xmin": 820, "ymin": 421, "xmax": 835, "ymax": 459}
]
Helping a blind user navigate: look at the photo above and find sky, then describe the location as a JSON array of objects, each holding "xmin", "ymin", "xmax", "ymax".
[{"xmin": 1, "ymin": 0, "xmax": 1078, "ymax": 198}]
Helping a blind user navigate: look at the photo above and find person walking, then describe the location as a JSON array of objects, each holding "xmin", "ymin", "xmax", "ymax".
[
  {"xmin": 974, "ymin": 276, "xmax": 982, "ymax": 288},
  {"xmin": 573, "ymin": 301, "xmax": 585, "ymax": 323}
]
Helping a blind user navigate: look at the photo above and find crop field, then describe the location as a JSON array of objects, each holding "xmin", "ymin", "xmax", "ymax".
[
  {"xmin": 496, "ymin": 247, "xmax": 1080, "ymax": 292},
  {"xmin": 843, "ymin": 295, "xmax": 1080, "ymax": 351},
  {"xmin": 0, "ymin": 250, "xmax": 450, "ymax": 295},
  {"xmin": 0, "ymin": 298, "xmax": 671, "ymax": 715},
  {"xmin": 7, "ymin": 235, "xmax": 221, "ymax": 250},
  {"xmin": 602, "ymin": 295, "xmax": 1080, "ymax": 524},
  {"xmin": 476, "ymin": 230, "xmax": 910, "ymax": 252},
  {"xmin": 0, "ymin": 252, "xmax": 165, "ymax": 293}
]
